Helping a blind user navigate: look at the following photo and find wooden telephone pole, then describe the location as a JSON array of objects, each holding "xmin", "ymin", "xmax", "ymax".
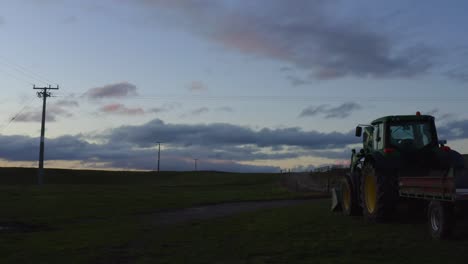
[{"xmin": 34, "ymin": 84, "xmax": 59, "ymax": 185}]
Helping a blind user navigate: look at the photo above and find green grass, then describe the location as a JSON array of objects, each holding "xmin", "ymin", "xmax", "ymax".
[
  {"xmin": 0, "ymin": 168, "xmax": 311, "ymax": 263},
  {"xmin": 0, "ymin": 169, "xmax": 305, "ymax": 224},
  {"xmin": 2, "ymin": 168, "xmax": 467, "ymax": 263},
  {"xmin": 141, "ymin": 200, "xmax": 468, "ymax": 264}
]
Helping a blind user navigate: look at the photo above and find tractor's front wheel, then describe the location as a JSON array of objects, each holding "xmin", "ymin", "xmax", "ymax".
[
  {"xmin": 341, "ymin": 176, "xmax": 360, "ymax": 216},
  {"xmin": 428, "ymin": 201, "xmax": 455, "ymax": 239},
  {"xmin": 361, "ymin": 163, "xmax": 398, "ymax": 222}
]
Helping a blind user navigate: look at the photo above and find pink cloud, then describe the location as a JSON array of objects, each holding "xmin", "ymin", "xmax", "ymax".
[{"xmin": 100, "ymin": 103, "xmax": 144, "ymax": 115}]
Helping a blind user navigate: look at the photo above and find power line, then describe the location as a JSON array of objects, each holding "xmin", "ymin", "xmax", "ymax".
[
  {"xmin": 0, "ymin": 97, "xmax": 37, "ymax": 133},
  {"xmin": 52, "ymin": 93, "xmax": 468, "ymax": 103},
  {"xmin": 0, "ymin": 60, "xmax": 48, "ymax": 86},
  {"xmin": 0, "ymin": 66, "xmax": 35, "ymax": 86},
  {"xmin": 0, "ymin": 55, "xmax": 57, "ymax": 86}
]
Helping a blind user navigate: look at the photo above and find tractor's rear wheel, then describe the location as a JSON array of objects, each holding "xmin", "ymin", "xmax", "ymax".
[
  {"xmin": 341, "ymin": 176, "xmax": 360, "ymax": 216},
  {"xmin": 428, "ymin": 201, "xmax": 455, "ymax": 239},
  {"xmin": 361, "ymin": 163, "xmax": 398, "ymax": 222}
]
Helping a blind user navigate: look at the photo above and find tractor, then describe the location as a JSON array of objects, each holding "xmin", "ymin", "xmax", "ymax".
[{"xmin": 336, "ymin": 112, "xmax": 468, "ymax": 239}]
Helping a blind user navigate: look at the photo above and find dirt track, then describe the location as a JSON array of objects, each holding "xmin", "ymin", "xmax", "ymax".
[
  {"xmin": 150, "ymin": 199, "xmax": 317, "ymax": 226},
  {"xmin": 148, "ymin": 174, "xmax": 332, "ymax": 226}
]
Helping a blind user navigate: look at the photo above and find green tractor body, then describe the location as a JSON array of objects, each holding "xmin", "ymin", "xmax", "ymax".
[{"xmin": 340, "ymin": 113, "xmax": 468, "ymax": 239}]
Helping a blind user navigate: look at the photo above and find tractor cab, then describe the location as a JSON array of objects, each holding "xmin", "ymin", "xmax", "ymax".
[{"xmin": 356, "ymin": 113, "xmax": 439, "ymax": 155}]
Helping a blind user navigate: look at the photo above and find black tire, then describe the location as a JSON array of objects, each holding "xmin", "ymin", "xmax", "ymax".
[
  {"xmin": 361, "ymin": 162, "xmax": 398, "ymax": 222},
  {"xmin": 428, "ymin": 201, "xmax": 455, "ymax": 239},
  {"xmin": 341, "ymin": 176, "xmax": 360, "ymax": 216}
]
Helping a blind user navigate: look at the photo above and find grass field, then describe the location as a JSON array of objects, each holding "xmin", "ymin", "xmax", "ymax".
[
  {"xmin": 0, "ymin": 168, "xmax": 311, "ymax": 263},
  {"xmin": 143, "ymin": 201, "xmax": 468, "ymax": 264},
  {"xmin": 1, "ymin": 168, "xmax": 468, "ymax": 263}
]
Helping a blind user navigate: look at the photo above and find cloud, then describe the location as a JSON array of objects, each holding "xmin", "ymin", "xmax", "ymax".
[
  {"xmin": 149, "ymin": 107, "xmax": 165, "ymax": 113},
  {"xmin": 149, "ymin": 102, "xmax": 180, "ymax": 114},
  {"xmin": 0, "ymin": 134, "xmax": 280, "ymax": 172},
  {"xmin": 55, "ymin": 99, "xmax": 79, "ymax": 108},
  {"xmin": 445, "ymin": 68, "xmax": 468, "ymax": 82},
  {"xmin": 101, "ymin": 118, "xmax": 357, "ymax": 149},
  {"xmin": 15, "ymin": 111, "xmax": 53, "ymax": 122},
  {"xmin": 99, "ymin": 103, "xmax": 145, "ymax": 115},
  {"xmin": 299, "ymin": 102, "xmax": 362, "ymax": 119},
  {"xmin": 0, "ymin": 117, "xmax": 362, "ymax": 171},
  {"xmin": 188, "ymin": 81, "xmax": 207, "ymax": 92},
  {"xmin": 190, "ymin": 107, "xmax": 209, "ymax": 116},
  {"xmin": 437, "ymin": 119, "xmax": 468, "ymax": 141},
  {"xmin": 286, "ymin": 75, "xmax": 311, "ymax": 87},
  {"xmin": 84, "ymin": 82, "xmax": 137, "ymax": 99},
  {"xmin": 138, "ymin": 0, "xmax": 434, "ymax": 80},
  {"xmin": 14, "ymin": 100, "xmax": 76, "ymax": 122},
  {"xmin": 216, "ymin": 106, "xmax": 233, "ymax": 112},
  {"xmin": 425, "ymin": 109, "xmax": 455, "ymax": 123},
  {"xmin": 0, "ymin": 16, "xmax": 5, "ymax": 25}
]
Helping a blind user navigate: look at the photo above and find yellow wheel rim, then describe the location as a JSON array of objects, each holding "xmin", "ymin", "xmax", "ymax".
[
  {"xmin": 343, "ymin": 182, "xmax": 351, "ymax": 211},
  {"xmin": 364, "ymin": 173, "xmax": 377, "ymax": 214}
]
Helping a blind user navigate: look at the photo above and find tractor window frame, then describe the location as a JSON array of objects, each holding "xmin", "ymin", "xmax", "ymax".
[{"xmin": 373, "ymin": 123, "xmax": 384, "ymax": 150}]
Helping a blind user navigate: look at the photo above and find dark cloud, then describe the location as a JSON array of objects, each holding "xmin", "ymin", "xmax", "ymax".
[
  {"xmin": 190, "ymin": 107, "xmax": 209, "ymax": 116},
  {"xmin": 149, "ymin": 107, "xmax": 165, "ymax": 113},
  {"xmin": 299, "ymin": 102, "xmax": 362, "ymax": 119},
  {"xmin": 101, "ymin": 118, "xmax": 357, "ymax": 149},
  {"xmin": 84, "ymin": 82, "xmax": 137, "ymax": 99},
  {"xmin": 149, "ymin": 102, "xmax": 180, "ymax": 114},
  {"xmin": 138, "ymin": 0, "xmax": 434, "ymax": 80},
  {"xmin": 0, "ymin": 134, "xmax": 279, "ymax": 172},
  {"xmin": 188, "ymin": 81, "xmax": 207, "ymax": 92},
  {"xmin": 438, "ymin": 119, "xmax": 468, "ymax": 141},
  {"xmin": 425, "ymin": 109, "xmax": 455, "ymax": 122},
  {"xmin": 445, "ymin": 68, "xmax": 468, "ymax": 82},
  {"xmin": 0, "ymin": 118, "xmax": 365, "ymax": 172},
  {"xmin": 99, "ymin": 103, "xmax": 145, "ymax": 115},
  {"xmin": 164, "ymin": 145, "xmax": 303, "ymax": 162}
]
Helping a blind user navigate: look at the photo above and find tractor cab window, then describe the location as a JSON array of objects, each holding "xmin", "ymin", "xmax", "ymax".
[{"xmin": 388, "ymin": 122, "xmax": 434, "ymax": 150}]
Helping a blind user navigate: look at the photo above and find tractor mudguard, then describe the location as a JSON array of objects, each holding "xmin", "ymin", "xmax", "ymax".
[
  {"xmin": 448, "ymin": 150, "xmax": 468, "ymax": 193},
  {"xmin": 448, "ymin": 150, "xmax": 465, "ymax": 169}
]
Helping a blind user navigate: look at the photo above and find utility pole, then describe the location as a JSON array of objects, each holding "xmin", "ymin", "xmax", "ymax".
[
  {"xmin": 157, "ymin": 142, "xmax": 161, "ymax": 173},
  {"xmin": 34, "ymin": 84, "xmax": 59, "ymax": 185},
  {"xmin": 194, "ymin": 158, "xmax": 198, "ymax": 171}
]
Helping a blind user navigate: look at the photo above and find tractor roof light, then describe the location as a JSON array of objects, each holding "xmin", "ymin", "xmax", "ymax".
[{"xmin": 384, "ymin": 148, "xmax": 396, "ymax": 154}]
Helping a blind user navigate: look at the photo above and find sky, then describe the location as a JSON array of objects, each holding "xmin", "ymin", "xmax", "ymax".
[{"xmin": 1, "ymin": 0, "xmax": 468, "ymax": 172}]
